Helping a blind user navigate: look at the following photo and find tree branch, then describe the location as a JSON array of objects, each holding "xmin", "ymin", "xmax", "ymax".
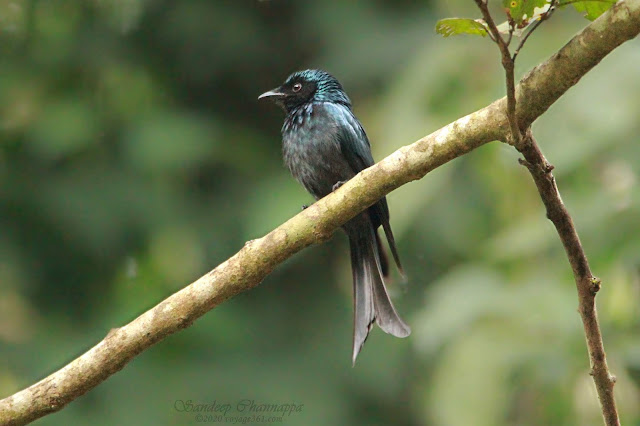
[
  {"xmin": 518, "ymin": 132, "xmax": 619, "ymax": 425},
  {"xmin": 1, "ymin": 0, "xmax": 639, "ymax": 424},
  {"xmin": 474, "ymin": 0, "xmax": 628, "ymax": 424}
]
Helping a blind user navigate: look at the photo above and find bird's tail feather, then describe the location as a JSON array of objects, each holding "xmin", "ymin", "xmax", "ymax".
[
  {"xmin": 382, "ymin": 220, "xmax": 405, "ymax": 279},
  {"xmin": 375, "ymin": 229, "xmax": 390, "ymax": 278},
  {"xmin": 349, "ymin": 216, "xmax": 411, "ymax": 365}
]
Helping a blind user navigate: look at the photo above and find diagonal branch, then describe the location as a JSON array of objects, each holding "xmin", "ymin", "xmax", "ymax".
[
  {"xmin": 518, "ymin": 132, "xmax": 619, "ymax": 425},
  {"xmin": 1, "ymin": 0, "xmax": 639, "ymax": 424}
]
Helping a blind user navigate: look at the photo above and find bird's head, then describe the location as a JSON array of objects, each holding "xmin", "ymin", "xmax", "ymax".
[{"xmin": 259, "ymin": 69, "xmax": 351, "ymax": 113}]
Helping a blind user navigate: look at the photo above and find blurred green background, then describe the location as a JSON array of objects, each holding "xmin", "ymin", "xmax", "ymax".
[{"xmin": 1, "ymin": 1, "xmax": 639, "ymax": 425}]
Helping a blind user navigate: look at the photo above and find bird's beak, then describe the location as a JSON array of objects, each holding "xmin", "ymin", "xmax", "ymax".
[{"xmin": 258, "ymin": 88, "xmax": 285, "ymax": 100}]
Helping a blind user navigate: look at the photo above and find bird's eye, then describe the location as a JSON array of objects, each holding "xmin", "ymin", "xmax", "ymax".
[{"xmin": 292, "ymin": 83, "xmax": 302, "ymax": 92}]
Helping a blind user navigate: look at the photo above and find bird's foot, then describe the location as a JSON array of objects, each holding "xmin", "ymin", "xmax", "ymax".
[
  {"xmin": 332, "ymin": 180, "xmax": 347, "ymax": 192},
  {"xmin": 301, "ymin": 204, "xmax": 309, "ymax": 210}
]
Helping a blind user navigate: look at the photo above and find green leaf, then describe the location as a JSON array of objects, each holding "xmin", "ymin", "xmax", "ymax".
[
  {"xmin": 568, "ymin": 0, "xmax": 616, "ymax": 20},
  {"xmin": 503, "ymin": 0, "xmax": 551, "ymax": 27},
  {"xmin": 435, "ymin": 18, "xmax": 488, "ymax": 37}
]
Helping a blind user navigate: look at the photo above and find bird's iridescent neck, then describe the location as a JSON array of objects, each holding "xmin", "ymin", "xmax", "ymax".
[
  {"xmin": 282, "ymin": 103, "xmax": 315, "ymax": 134},
  {"xmin": 313, "ymin": 83, "xmax": 351, "ymax": 106}
]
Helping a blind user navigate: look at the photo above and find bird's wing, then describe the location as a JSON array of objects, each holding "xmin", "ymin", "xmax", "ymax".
[
  {"xmin": 333, "ymin": 104, "xmax": 405, "ymax": 276},
  {"xmin": 334, "ymin": 106, "xmax": 375, "ymax": 173}
]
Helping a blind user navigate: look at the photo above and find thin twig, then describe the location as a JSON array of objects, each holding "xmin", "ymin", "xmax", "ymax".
[
  {"xmin": 505, "ymin": 12, "xmax": 515, "ymax": 46},
  {"xmin": 474, "ymin": 0, "xmax": 507, "ymax": 49},
  {"xmin": 474, "ymin": 0, "xmax": 521, "ymax": 146},
  {"xmin": 513, "ymin": 0, "xmax": 559, "ymax": 61},
  {"xmin": 513, "ymin": 19, "xmax": 544, "ymax": 61},
  {"xmin": 558, "ymin": 0, "xmax": 617, "ymax": 7}
]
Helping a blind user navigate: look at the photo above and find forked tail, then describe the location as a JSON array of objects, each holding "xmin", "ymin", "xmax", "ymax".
[{"xmin": 348, "ymin": 215, "xmax": 411, "ymax": 365}]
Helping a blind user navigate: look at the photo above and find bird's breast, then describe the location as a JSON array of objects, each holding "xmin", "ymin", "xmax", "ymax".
[{"xmin": 281, "ymin": 103, "xmax": 353, "ymax": 199}]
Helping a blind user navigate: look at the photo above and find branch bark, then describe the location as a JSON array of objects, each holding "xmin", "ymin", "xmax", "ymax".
[{"xmin": 1, "ymin": 1, "xmax": 639, "ymax": 424}]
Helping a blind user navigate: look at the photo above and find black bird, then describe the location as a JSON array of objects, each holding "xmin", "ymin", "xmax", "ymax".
[{"xmin": 259, "ymin": 69, "xmax": 410, "ymax": 364}]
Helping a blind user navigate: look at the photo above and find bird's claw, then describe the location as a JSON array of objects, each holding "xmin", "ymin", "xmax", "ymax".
[
  {"xmin": 332, "ymin": 180, "xmax": 347, "ymax": 192},
  {"xmin": 301, "ymin": 204, "xmax": 309, "ymax": 210}
]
